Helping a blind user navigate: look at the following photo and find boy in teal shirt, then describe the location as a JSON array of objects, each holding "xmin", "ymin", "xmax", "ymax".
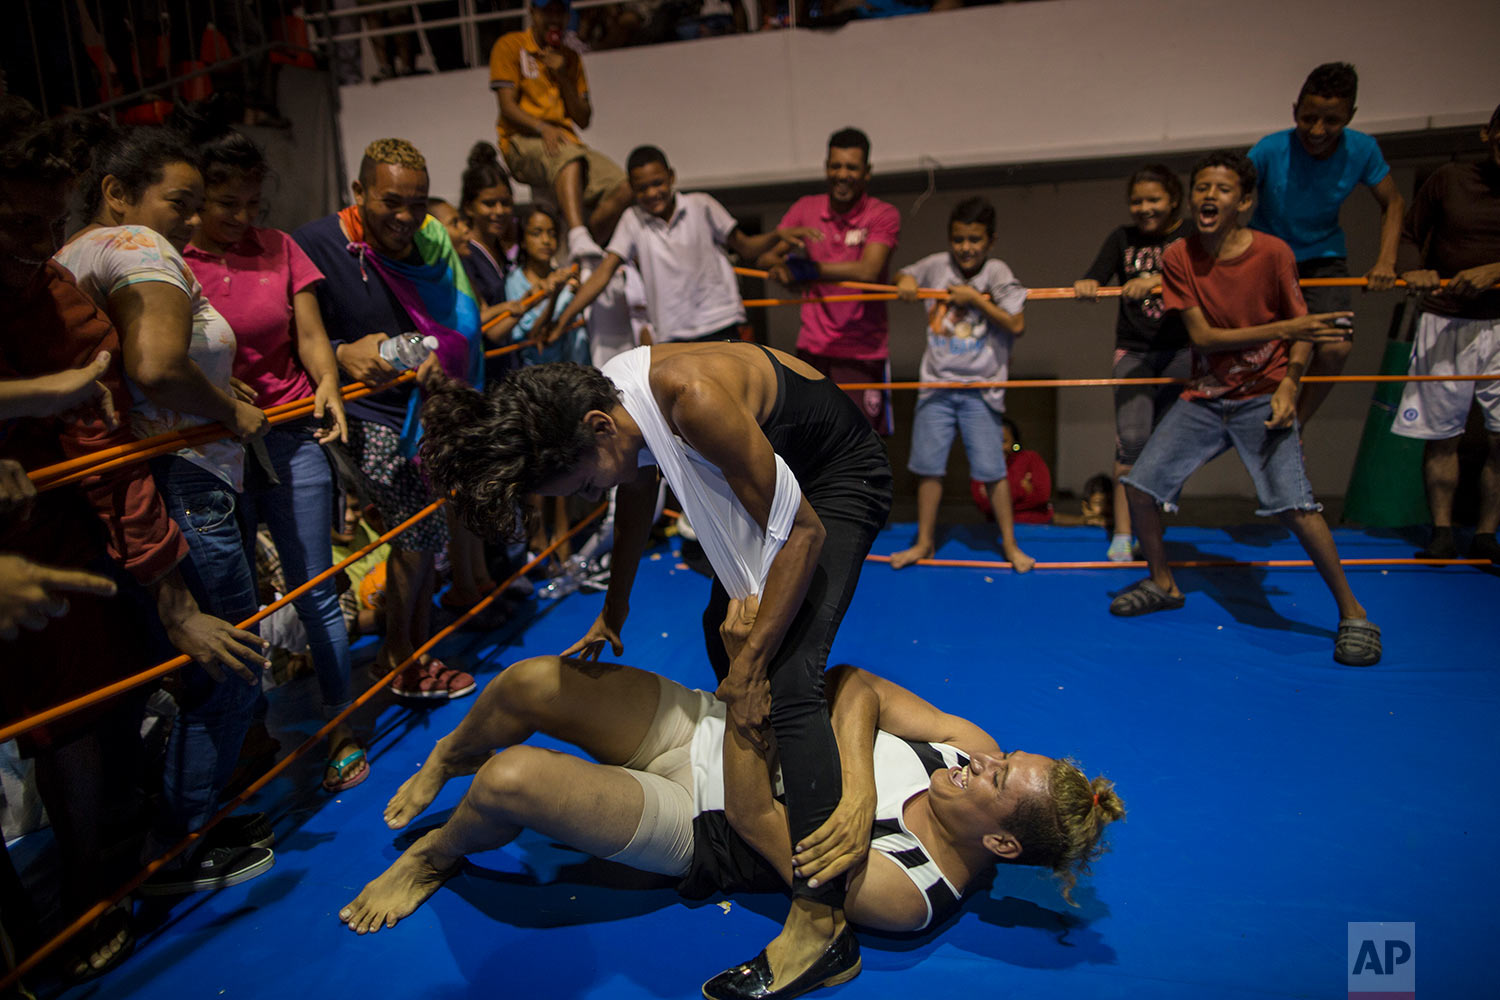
[{"xmin": 1248, "ymin": 61, "xmax": 1405, "ymax": 424}]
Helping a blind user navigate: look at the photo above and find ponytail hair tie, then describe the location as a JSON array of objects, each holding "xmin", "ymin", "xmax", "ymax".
[{"xmin": 1091, "ymin": 792, "xmax": 1099, "ymax": 808}]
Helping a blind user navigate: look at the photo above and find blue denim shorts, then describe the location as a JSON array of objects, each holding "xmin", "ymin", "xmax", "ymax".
[
  {"xmin": 1122, "ymin": 394, "xmax": 1321, "ymax": 516},
  {"xmin": 907, "ymin": 389, "xmax": 1008, "ymax": 483}
]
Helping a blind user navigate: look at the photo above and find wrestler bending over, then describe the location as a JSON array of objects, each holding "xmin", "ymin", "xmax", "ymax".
[
  {"xmin": 344, "ymin": 621, "xmax": 1123, "ymax": 997},
  {"xmin": 419, "ymin": 344, "xmax": 892, "ymax": 997}
]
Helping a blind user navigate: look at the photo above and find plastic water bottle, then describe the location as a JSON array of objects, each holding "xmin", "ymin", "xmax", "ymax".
[
  {"xmin": 378, "ymin": 333, "xmax": 438, "ymax": 370},
  {"xmin": 539, "ymin": 554, "xmax": 588, "ymax": 600}
]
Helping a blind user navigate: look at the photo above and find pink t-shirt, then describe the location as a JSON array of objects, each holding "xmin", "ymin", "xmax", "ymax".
[
  {"xmin": 778, "ymin": 194, "xmax": 900, "ymax": 360},
  {"xmin": 185, "ymin": 227, "xmax": 325, "ymax": 408}
]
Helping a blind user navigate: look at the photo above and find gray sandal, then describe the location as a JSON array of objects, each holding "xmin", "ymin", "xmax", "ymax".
[
  {"xmin": 1334, "ymin": 618, "xmax": 1382, "ymax": 667},
  {"xmin": 1109, "ymin": 579, "xmax": 1185, "ymax": 617}
]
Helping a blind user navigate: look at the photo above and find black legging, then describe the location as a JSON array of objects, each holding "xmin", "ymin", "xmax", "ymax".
[{"xmin": 701, "ymin": 345, "xmax": 892, "ymax": 907}]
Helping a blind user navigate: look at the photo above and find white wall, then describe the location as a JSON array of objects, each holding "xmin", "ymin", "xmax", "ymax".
[
  {"xmin": 333, "ymin": 0, "xmax": 1498, "ymax": 499},
  {"xmin": 339, "ymin": 0, "xmax": 1498, "ymax": 197}
]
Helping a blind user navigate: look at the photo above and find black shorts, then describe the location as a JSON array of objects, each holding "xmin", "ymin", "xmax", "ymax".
[{"xmin": 1297, "ymin": 257, "xmax": 1352, "ymax": 315}]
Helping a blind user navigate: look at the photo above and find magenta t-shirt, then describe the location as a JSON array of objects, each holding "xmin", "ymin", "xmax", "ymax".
[
  {"xmin": 185, "ymin": 226, "xmax": 324, "ymax": 408},
  {"xmin": 778, "ymin": 193, "xmax": 900, "ymax": 359}
]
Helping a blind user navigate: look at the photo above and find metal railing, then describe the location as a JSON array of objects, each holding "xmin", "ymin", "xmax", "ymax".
[
  {"xmin": 14, "ymin": 0, "xmax": 315, "ymax": 121},
  {"xmin": 306, "ymin": 0, "xmax": 767, "ymax": 82}
]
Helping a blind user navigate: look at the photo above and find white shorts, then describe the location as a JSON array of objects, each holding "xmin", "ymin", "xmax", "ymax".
[
  {"xmin": 603, "ymin": 675, "xmax": 718, "ymax": 876},
  {"xmin": 1391, "ymin": 312, "xmax": 1500, "ymax": 439}
]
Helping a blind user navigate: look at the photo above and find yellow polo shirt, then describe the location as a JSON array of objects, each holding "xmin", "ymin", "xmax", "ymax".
[{"xmin": 488, "ymin": 30, "xmax": 587, "ymax": 152}]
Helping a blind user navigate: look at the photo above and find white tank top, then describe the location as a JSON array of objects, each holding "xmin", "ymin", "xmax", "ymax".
[{"xmin": 602, "ymin": 347, "xmax": 803, "ymax": 601}]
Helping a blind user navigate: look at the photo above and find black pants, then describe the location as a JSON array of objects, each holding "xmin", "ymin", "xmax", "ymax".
[{"xmin": 702, "ymin": 505, "xmax": 886, "ymax": 907}]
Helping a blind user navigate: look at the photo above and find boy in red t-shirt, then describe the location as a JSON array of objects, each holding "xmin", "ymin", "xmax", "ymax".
[{"xmin": 1112, "ymin": 151, "xmax": 1381, "ymax": 667}]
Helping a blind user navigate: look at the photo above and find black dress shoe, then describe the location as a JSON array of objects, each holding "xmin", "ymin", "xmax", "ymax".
[{"xmin": 701, "ymin": 926, "xmax": 861, "ymax": 1000}]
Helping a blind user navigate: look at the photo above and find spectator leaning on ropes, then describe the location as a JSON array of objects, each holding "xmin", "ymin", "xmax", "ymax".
[
  {"xmin": 292, "ymin": 138, "xmax": 480, "ymax": 703},
  {"xmin": 758, "ymin": 127, "xmax": 902, "ymax": 434},
  {"xmin": 2, "ymin": 104, "xmax": 269, "ymax": 967},
  {"xmin": 59, "ymin": 121, "xmax": 285, "ymax": 896}
]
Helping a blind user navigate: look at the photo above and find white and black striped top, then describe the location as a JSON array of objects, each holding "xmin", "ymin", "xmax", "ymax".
[
  {"xmin": 867, "ymin": 735, "xmax": 967, "ymax": 929},
  {"xmin": 680, "ymin": 711, "xmax": 966, "ymax": 930}
]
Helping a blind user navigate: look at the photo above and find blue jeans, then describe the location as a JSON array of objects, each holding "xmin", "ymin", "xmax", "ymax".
[
  {"xmin": 239, "ymin": 423, "xmax": 352, "ymax": 715},
  {"xmin": 907, "ymin": 389, "xmax": 1008, "ymax": 482},
  {"xmin": 151, "ymin": 455, "xmax": 261, "ymax": 835},
  {"xmin": 1123, "ymin": 395, "xmax": 1321, "ymax": 517}
]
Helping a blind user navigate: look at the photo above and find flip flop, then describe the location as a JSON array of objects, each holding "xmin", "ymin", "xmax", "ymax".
[
  {"xmin": 323, "ymin": 747, "xmax": 370, "ymax": 793},
  {"xmin": 1109, "ymin": 578, "xmax": 1186, "ymax": 617},
  {"xmin": 1333, "ymin": 618, "xmax": 1382, "ymax": 667}
]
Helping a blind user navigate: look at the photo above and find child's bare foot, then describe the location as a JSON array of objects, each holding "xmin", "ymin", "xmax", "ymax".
[
  {"xmin": 383, "ymin": 736, "xmax": 491, "ymax": 829},
  {"xmin": 889, "ymin": 542, "xmax": 934, "ymax": 570},
  {"xmin": 339, "ymin": 831, "xmax": 458, "ymax": 933},
  {"xmin": 1005, "ymin": 546, "xmax": 1036, "ymax": 574}
]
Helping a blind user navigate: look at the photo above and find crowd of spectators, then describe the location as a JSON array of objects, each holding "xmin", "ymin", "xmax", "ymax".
[{"xmin": 0, "ymin": 6, "xmax": 1496, "ymax": 989}]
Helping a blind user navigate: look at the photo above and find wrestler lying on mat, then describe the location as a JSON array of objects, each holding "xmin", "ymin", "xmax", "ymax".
[{"xmin": 340, "ymin": 604, "xmax": 1124, "ymax": 940}]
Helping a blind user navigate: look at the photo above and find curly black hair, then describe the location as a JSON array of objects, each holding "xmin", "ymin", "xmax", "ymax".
[
  {"xmin": 1189, "ymin": 150, "xmax": 1257, "ymax": 200},
  {"xmin": 420, "ymin": 363, "xmax": 619, "ymax": 538},
  {"xmin": 0, "ymin": 98, "xmax": 99, "ymax": 184}
]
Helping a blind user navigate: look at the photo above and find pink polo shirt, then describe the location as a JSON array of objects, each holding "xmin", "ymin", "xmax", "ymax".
[
  {"xmin": 778, "ymin": 193, "xmax": 901, "ymax": 360},
  {"xmin": 185, "ymin": 226, "xmax": 324, "ymax": 408}
]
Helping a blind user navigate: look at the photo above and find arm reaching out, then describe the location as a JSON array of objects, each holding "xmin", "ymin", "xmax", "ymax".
[
  {"xmin": 1180, "ymin": 305, "xmax": 1354, "ymax": 352},
  {"xmin": 0, "ymin": 352, "xmax": 119, "ymax": 429},
  {"xmin": 549, "ymin": 252, "xmax": 624, "ymax": 341},
  {"xmin": 560, "ymin": 463, "xmax": 659, "ymax": 659},
  {"xmin": 0, "ymin": 554, "xmax": 118, "ymax": 641}
]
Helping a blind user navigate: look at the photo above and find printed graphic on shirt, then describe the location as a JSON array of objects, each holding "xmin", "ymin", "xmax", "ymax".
[
  {"xmin": 1125, "ymin": 243, "xmax": 1168, "ymax": 320},
  {"xmin": 925, "ymin": 301, "xmax": 989, "ymax": 354}
]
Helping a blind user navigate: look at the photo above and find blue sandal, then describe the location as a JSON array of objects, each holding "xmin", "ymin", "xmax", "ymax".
[{"xmin": 323, "ymin": 747, "xmax": 369, "ymax": 792}]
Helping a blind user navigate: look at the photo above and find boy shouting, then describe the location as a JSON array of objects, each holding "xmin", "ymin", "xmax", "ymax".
[{"xmin": 1113, "ymin": 151, "xmax": 1381, "ymax": 667}]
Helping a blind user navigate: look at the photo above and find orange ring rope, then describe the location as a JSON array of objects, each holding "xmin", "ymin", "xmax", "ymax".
[
  {"xmin": 26, "ymin": 340, "xmax": 532, "ymax": 491},
  {"xmin": 732, "ymin": 265, "xmax": 1481, "ymax": 301},
  {"xmin": 0, "ymin": 498, "xmax": 445, "ymax": 744},
  {"xmin": 23, "ymin": 358, "xmax": 1494, "ymax": 489},
  {"xmin": 19, "ymin": 263, "xmax": 1491, "ymax": 490},
  {"xmin": 832, "ymin": 373, "xmax": 1497, "ymax": 391},
  {"xmin": 670, "ymin": 511, "xmax": 1487, "ymax": 569},
  {"xmin": 734, "ymin": 265, "xmax": 948, "ymax": 297},
  {"xmin": 741, "ymin": 293, "xmax": 902, "ymax": 307},
  {"xmin": 864, "ymin": 554, "xmax": 1493, "ymax": 570},
  {"xmin": 667, "ymin": 509, "xmax": 1487, "ymax": 569},
  {"xmin": 0, "ymin": 501, "xmax": 606, "ymax": 995}
]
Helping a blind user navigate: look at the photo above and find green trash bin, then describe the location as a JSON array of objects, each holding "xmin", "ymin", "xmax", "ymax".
[{"xmin": 1342, "ymin": 303, "xmax": 1429, "ymax": 527}]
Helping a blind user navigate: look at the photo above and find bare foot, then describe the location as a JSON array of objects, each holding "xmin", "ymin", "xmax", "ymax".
[
  {"xmin": 338, "ymin": 832, "xmax": 458, "ymax": 934},
  {"xmin": 888, "ymin": 541, "xmax": 934, "ymax": 570},
  {"xmin": 384, "ymin": 736, "xmax": 491, "ymax": 829},
  {"xmin": 1005, "ymin": 546, "xmax": 1036, "ymax": 574}
]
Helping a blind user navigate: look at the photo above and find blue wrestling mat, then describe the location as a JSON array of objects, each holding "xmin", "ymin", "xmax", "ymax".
[{"xmin": 55, "ymin": 522, "xmax": 1497, "ymax": 1000}]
